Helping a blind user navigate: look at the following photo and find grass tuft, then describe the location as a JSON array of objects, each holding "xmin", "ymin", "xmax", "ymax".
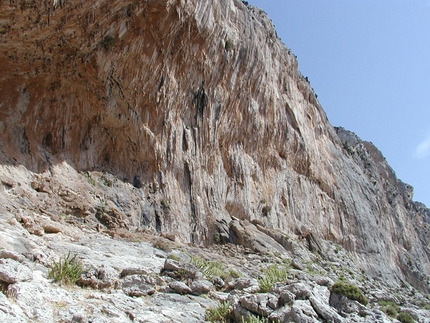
[
  {"xmin": 205, "ymin": 301, "xmax": 230, "ymax": 322},
  {"xmin": 258, "ymin": 265, "xmax": 287, "ymax": 293},
  {"xmin": 48, "ymin": 252, "xmax": 83, "ymax": 286},
  {"xmin": 397, "ymin": 312, "xmax": 415, "ymax": 323},
  {"xmin": 190, "ymin": 256, "xmax": 240, "ymax": 282}
]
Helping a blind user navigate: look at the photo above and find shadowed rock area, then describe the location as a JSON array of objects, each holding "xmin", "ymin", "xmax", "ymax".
[{"xmin": 0, "ymin": 0, "xmax": 429, "ymax": 321}]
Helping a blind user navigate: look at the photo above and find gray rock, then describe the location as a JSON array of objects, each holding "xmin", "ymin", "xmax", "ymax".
[
  {"xmin": 286, "ymin": 282, "xmax": 312, "ymax": 300},
  {"xmin": 279, "ymin": 290, "xmax": 296, "ymax": 306},
  {"xmin": 164, "ymin": 258, "xmax": 181, "ymax": 271},
  {"xmin": 291, "ymin": 258, "xmax": 305, "ymax": 271},
  {"xmin": 190, "ymin": 279, "xmax": 213, "ymax": 295},
  {"xmin": 169, "ymin": 281, "xmax": 192, "ymax": 294},
  {"xmin": 0, "ymin": 291, "xmax": 28, "ymax": 323},
  {"xmin": 119, "ymin": 267, "xmax": 148, "ymax": 277},
  {"xmin": 6, "ymin": 281, "xmax": 55, "ymax": 322},
  {"xmin": 229, "ymin": 277, "xmax": 259, "ymax": 291},
  {"xmin": 0, "ymin": 258, "xmax": 32, "ymax": 283},
  {"xmin": 287, "ymin": 300, "xmax": 320, "ymax": 323},
  {"xmin": 120, "ymin": 274, "xmax": 156, "ymax": 296},
  {"xmin": 213, "ymin": 276, "xmax": 225, "ymax": 288},
  {"xmin": 329, "ymin": 292, "xmax": 367, "ymax": 316},
  {"xmin": 0, "ymin": 250, "xmax": 25, "ymax": 263},
  {"xmin": 239, "ymin": 293, "xmax": 278, "ymax": 317},
  {"xmin": 270, "ymin": 283, "xmax": 296, "ymax": 306},
  {"xmin": 79, "ymin": 265, "xmax": 118, "ymax": 289},
  {"xmin": 315, "ymin": 276, "xmax": 333, "ymax": 286},
  {"xmin": 310, "ymin": 296, "xmax": 343, "ymax": 323}
]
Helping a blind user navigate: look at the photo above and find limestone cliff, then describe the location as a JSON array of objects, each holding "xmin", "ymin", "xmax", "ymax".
[{"xmin": 0, "ymin": 0, "xmax": 429, "ymax": 292}]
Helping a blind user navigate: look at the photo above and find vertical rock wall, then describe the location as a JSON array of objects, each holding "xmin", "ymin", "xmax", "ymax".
[{"xmin": 0, "ymin": 0, "xmax": 429, "ymax": 290}]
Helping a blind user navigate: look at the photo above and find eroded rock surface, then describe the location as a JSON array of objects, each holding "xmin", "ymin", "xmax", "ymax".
[{"xmin": 0, "ymin": 0, "xmax": 430, "ymax": 320}]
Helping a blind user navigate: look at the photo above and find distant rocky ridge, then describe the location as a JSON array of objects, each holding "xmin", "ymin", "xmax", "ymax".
[{"xmin": 0, "ymin": 1, "xmax": 429, "ymax": 321}]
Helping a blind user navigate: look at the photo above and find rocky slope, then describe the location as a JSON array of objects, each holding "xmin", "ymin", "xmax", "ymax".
[
  {"xmin": 0, "ymin": 0, "xmax": 429, "ymax": 319},
  {"xmin": 1, "ymin": 201, "xmax": 430, "ymax": 323}
]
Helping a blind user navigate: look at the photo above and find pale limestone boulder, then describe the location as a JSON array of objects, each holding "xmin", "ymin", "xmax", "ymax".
[{"xmin": 0, "ymin": 259, "xmax": 32, "ymax": 284}]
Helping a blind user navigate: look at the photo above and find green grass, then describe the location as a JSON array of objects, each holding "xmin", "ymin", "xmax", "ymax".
[
  {"xmin": 48, "ymin": 252, "xmax": 83, "ymax": 286},
  {"xmin": 397, "ymin": 312, "xmax": 415, "ymax": 323},
  {"xmin": 205, "ymin": 302, "xmax": 230, "ymax": 322},
  {"xmin": 190, "ymin": 256, "xmax": 240, "ymax": 281},
  {"xmin": 240, "ymin": 316, "xmax": 280, "ymax": 323},
  {"xmin": 378, "ymin": 300, "xmax": 399, "ymax": 317},
  {"xmin": 330, "ymin": 281, "xmax": 368, "ymax": 306},
  {"xmin": 82, "ymin": 172, "xmax": 95, "ymax": 186},
  {"xmin": 167, "ymin": 254, "xmax": 181, "ymax": 261},
  {"xmin": 258, "ymin": 265, "xmax": 287, "ymax": 293}
]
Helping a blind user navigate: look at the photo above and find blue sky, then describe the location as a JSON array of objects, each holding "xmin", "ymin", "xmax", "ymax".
[{"xmin": 250, "ymin": 0, "xmax": 430, "ymax": 207}]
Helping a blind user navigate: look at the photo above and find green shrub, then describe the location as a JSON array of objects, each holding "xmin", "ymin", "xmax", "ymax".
[
  {"xmin": 205, "ymin": 302, "xmax": 230, "ymax": 322},
  {"xmin": 214, "ymin": 232, "xmax": 221, "ymax": 244},
  {"xmin": 258, "ymin": 265, "xmax": 287, "ymax": 293},
  {"xmin": 101, "ymin": 35, "xmax": 115, "ymax": 50},
  {"xmin": 330, "ymin": 281, "xmax": 368, "ymax": 306},
  {"xmin": 383, "ymin": 305, "xmax": 398, "ymax": 317},
  {"xmin": 48, "ymin": 252, "xmax": 83, "ymax": 285},
  {"xmin": 397, "ymin": 312, "xmax": 415, "ymax": 323},
  {"xmin": 225, "ymin": 40, "xmax": 234, "ymax": 51},
  {"xmin": 378, "ymin": 300, "xmax": 399, "ymax": 317}
]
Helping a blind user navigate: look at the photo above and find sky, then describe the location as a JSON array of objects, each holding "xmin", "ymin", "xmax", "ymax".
[{"xmin": 250, "ymin": 0, "xmax": 430, "ymax": 207}]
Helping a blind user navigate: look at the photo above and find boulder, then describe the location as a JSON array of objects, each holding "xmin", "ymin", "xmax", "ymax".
[
  {"xmin": 0, "ymin": 258, "xmax": 32, "ymax": 284},
  {"xmin": 79, "ymin": 265, "xmax": 118, "ymax": 289},
  {"xmin": 190, "ymin": 279, "xmax": 213, "ymax": 295},
  {"xmin": 169, "ymin": 281, "xmax": 192, "ymax": 295},
  {"xmin": 270, "ymin": 283, "xmax": 296, "ymax": 306},
  {"xmin": 239, "ymin": 293, "xmax": 278, "ymax": 317},
  {"xmin": 286, "ymin": 282, "xmax": 312, "ymax": 300},
  {"xmin": 120, "ymin": 274, "xmax": 156, "ymax": 296}
]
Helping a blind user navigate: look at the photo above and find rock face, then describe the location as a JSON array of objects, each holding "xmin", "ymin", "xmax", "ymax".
[{"xmin": 0, "ymin": 0, "xmax": 429, "ymax": 295}]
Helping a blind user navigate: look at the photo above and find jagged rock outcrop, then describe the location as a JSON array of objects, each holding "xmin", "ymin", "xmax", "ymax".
[{"xmin": 0, "ymin": 0, "xmax": 429, "ymax": 294}]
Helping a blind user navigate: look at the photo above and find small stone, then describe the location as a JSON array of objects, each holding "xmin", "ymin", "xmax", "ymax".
[
  {"xmin": 120, "ymin": 268, "xmax": 148, "ymax": 278},
  {"xmin": 315, "ymin": 277, "xmax": 332, "ymax": 286},
  {"xmin": 291, "ymin": 259, "xmax": 305, "ymax": 271},
  {"xmin": 169, "ymin": 281, "xmax": 192, "ymax": 295},
  {"xmin": 163, "ymin": 259, "xmax": 181, "ymax": 271},
  {"xmin": 229, "ymin": 278, "xmax": 258, "ymax": 291}
]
